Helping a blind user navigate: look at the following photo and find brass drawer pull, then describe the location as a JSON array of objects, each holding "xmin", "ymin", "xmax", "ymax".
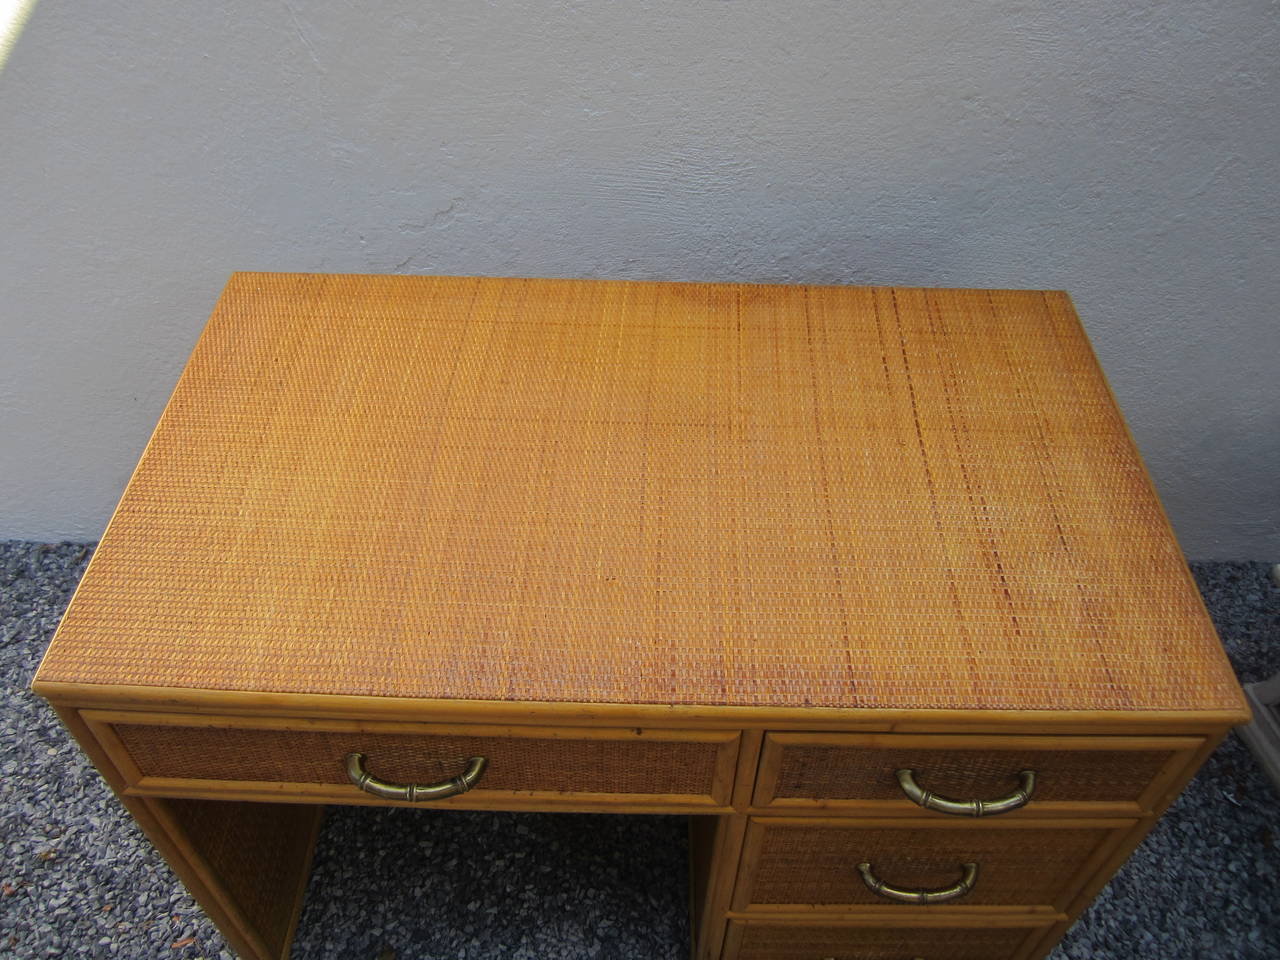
[
  {"xmin": 896, "ymin": 768, "xmax": 1036, "ymax": 816},
  {"xmin": 857, "ymin": 861, "xmax": 979, "ymax": 904},
  {"xmin": 345, "ymin": 752, "xmax": 488, "ymax": 801}
]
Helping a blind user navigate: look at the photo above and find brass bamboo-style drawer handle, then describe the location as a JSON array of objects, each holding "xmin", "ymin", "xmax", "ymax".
[
  {"xmin": 896, "ymin": 768, "xmax": 1036, "ymax": 816},
  {"xmin": 857, "ymin": 861, "xmax": 979, "ymax": 904},
  {"xmin": 345, "ymin": 752, "xmax": 488, "ymax": 801}
]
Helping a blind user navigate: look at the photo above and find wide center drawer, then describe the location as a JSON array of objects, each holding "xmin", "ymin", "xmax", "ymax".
[
  {"xmin": 733, "ymin": 817, "xmax": 1134, "ymax": 913},
  {"xmin": 83, "ymin": 711, "xmax": 740, "ymax": 810}
]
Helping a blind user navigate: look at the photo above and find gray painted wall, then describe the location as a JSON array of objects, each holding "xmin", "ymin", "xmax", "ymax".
[{"xmin": 1, "ymin": 1, "xmax": 1276, "ymax": 558}]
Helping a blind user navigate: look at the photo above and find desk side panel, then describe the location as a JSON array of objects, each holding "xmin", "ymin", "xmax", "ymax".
[{"xmin": 51, "ymin": 706, "xmax": 320, "ymax": 960}]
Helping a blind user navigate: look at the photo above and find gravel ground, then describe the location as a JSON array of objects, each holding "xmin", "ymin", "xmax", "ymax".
[{"xmin": 1, "ymin": 542, "xmax": 1276, "ymax": 959}]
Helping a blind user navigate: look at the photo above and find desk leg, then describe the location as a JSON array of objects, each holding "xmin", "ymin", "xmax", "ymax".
[
  {"xmin": 691, "ymin": 813, "xmax": 748, "ymax": 960},
  {"xmin": 146, "ymin": 798, "xmax": 322, "ymax": 960},
  {"xmin": 53, "ymin": 706, "xmax": 322, "ymax": 960}
]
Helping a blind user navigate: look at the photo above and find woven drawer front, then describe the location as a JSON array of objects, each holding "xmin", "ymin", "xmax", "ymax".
[
  {"xmin": 757, "ymin": 734, "xmax": 1192, "ymax": 810},
  {"xmin": 738, "ymin": 819, "xmax": 1128, "ymax": 910},
  {"xmin": 105, "ymin": 717, "xmax": 734, "ymax": 801},
  {"xmin": 728, "ymin": 921, "xmax": 1037, "ymax": 960}
]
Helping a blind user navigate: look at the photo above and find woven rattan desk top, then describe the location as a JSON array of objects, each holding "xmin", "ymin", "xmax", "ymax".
[{"xmin": 37, "ymin": 274, "xmax": 1245, "ymax": 714}]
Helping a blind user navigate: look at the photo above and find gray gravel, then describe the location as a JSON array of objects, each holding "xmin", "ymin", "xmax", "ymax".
[{"xmin": 2, "ymin": 542, "xmax": 1276, "ymax": 958}]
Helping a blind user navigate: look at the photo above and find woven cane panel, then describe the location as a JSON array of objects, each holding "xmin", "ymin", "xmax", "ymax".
[
  {"xmin": 114, "ymin": 723, "xmax": 722, "ymax": 796},
  {"xmin": 747, "ymin": 823, "xmax": 1116, "ymax": 907},
  {"xmin": 165, "ymin": 799, "xmax": 315, "ymax": 955},
  {"xmin": 771, "ymin": 745, "xmax": 1174, "ymax": 803},
  {"xmin": 733, "ymin": 922, "xmax": 1031, "ymax": 960},
  {"xmin": 37, "ymin": 274, "xmax": 1244, "ymax": 712}
]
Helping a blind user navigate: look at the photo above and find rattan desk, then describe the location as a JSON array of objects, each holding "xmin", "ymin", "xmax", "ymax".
[{"xmin": 35, "ymin": 274, "xmax": 1248, "ymax": 960}]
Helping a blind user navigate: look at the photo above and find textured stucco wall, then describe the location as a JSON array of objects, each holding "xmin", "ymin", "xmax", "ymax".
[{"xmin": 1, "ymin": 1, "xmax": 1276, "ymax": 558}]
